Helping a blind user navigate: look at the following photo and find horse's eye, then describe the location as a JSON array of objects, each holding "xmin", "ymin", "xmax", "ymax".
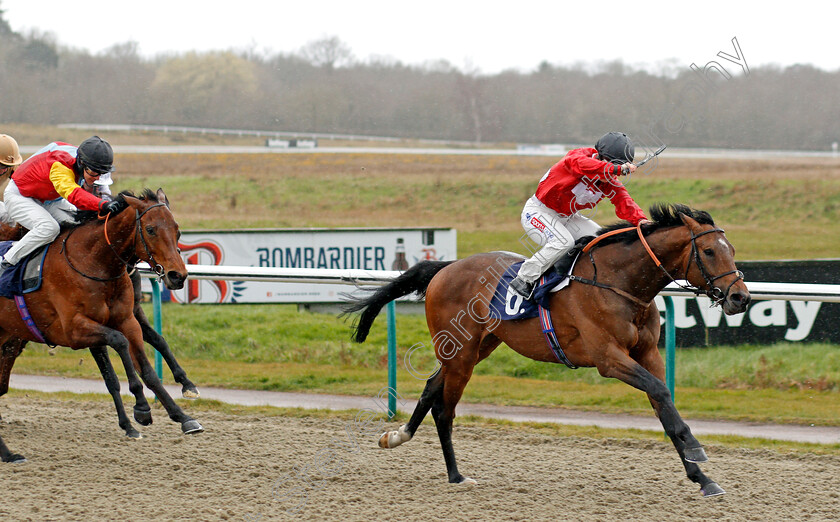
[
  {"xmin": 703, "ymin": 248, "xmax": 714, "ymax": 256},
  {"xmin": 145, "ymin": 226, "xmax": 156, "ymax": 236}
]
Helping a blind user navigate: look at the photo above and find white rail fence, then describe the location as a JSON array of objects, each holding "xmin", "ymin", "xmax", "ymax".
[{"xmin": 139, "ymin": 264, "xmax": 840, "ymax": 415}]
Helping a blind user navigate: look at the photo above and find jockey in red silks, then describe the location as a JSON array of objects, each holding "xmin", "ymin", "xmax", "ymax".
[
  {"xmin": 509, "ymin": 132, "xmax": 651, "ymax": 299},
  {"xmin": 0, "ymin": 136, "xmax": 126, "ymax": 272}
]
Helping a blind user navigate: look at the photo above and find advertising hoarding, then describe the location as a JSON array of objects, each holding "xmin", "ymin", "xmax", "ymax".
[
  {"xmin": 654, "ymin": 259, "xmax": 840, "ymax": 346},
  {"xmin": 169, "ymin": 228, "xmax": 456, "ymax": 304}
]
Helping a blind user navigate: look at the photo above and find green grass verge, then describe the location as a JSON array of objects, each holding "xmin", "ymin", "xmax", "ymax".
[
  {"xmin": 107, "ymin": 154, "xmax": 840, "ymax": 260},
  {"xmin": 9, "ymin": 304, "xmax": 839, "ymax": 427}
]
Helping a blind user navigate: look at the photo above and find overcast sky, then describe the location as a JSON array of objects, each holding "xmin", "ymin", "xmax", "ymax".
[{"xmin": 3, "ymin": 1, "xmax": 836, "ymax": 75}]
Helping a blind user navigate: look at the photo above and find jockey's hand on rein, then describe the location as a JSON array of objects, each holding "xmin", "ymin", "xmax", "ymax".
[{"xmin": 100, "ymin": 198, "xmax": 127, "ymax": 215}]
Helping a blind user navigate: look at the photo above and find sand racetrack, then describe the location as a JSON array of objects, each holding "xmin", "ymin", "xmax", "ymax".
[{"xmin": 1, "ymin": 397, "xmax": 839, "ymax": 521}]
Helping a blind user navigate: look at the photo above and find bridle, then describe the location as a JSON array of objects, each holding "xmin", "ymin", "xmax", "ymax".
[
  {"xmin": 63, "ymin": 202, "xmax": 170, "ymax": 282},
  {"xmin": 579, "ymin": 223, "xmax": 744, "ymax": 307},
  {"xmin": 682, "ymin": 228, "xmax": 744, "ymax": 305}
]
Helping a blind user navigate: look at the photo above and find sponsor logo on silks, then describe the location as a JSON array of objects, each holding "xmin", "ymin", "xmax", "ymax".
[
  {"xmin": 530, "ymin": 216, "xmax": 546, "ymax": 231},
  {"xmin": 173, "ymin": 239, "xmax": 231, "ymax": 304}
]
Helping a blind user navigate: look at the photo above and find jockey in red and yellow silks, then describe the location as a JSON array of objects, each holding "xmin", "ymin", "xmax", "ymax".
[
  {"xmin": 0, "ymin": 136, "xmax": 126, "ymax": 271},
  {"xmin": 10, "ymin": 142, "xmax": 106, "ymax": 211}
]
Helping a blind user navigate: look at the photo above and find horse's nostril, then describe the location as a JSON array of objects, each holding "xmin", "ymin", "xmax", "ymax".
[{"xmin": 730, "ymin": 292, "xmax": 750, "ymax": 308}]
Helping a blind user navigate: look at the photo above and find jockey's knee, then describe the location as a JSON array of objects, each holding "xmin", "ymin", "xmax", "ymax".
[{"xmin": 34, "ymin": 220, "xmax": 60, "ymax": 242}]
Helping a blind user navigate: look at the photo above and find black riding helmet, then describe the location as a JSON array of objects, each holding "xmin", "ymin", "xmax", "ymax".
[
  {"xmin": 77, "ymin": 136, "xmax": 115, "ymax": 174},
  {"xmin": 595, "ymin": 132, "xmax": 635, "ymax": 164}
]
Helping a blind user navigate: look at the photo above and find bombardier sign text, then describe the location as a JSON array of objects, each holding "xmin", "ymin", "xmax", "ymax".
[{"xmin": 170, "ymin": 227, "xmax": 456, "ymax": 304}]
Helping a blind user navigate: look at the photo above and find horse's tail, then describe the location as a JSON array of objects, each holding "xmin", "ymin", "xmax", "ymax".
[{"xmin": 342, "ymin": 260, "xmax": 455, "ymax": 343}]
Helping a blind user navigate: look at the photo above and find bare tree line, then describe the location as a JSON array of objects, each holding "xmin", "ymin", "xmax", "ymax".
[{"xmin": 1, "ymin": 10, "xmax": 838, "ymax": 150}]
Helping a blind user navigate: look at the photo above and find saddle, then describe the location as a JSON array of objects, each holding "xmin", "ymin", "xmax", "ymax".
[
  {"xmin": 0, "ymin": 242, "xmax": 50, "ymax": 298},
  {"xmin": 488, "ymin": 240, "xmax": 590, "ymax": 369},
  {"xmin": 550, "ymin": 236, "xmax": 592, "ymax": 280}
]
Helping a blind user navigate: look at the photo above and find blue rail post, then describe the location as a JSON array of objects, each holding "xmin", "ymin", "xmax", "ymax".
[
  {"xmin": 386, "ymin": 300, "xmax": 397, "ymax": 420},
  {"xmin": 151, "ymin": 279, "xmax": 163, "ymax": 380},
  {"xmin": 664, "ymin": 296, "xmax": 676, "ymax": 402}
]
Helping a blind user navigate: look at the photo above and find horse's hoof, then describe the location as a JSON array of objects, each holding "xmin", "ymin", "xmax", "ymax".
[
  {"xmin": 701, "ymin": 482, "xmax": 726, "ymax": 497},
  {"xmin": 451, "ymin": 476, "xmax": 477, "ymax": 486},
  {"xmin": 126, "ymin": 429, "xmax": 143, "ymax": 440},
  {"xmin": 379, "ymin": 425, "xmax": 411, "ymax": 449},
  {"xmin": 182, "ymin": 387, "xmax": 200, "ymax": 400},
  {"xmin": 134, "ymin": 408, "xmax": 153, "ymax": 426},
  {"xmin": 181, "ymin": 420, "xmax": 204, "ymax": 434},
  {"xmin": 3, "ymin": 453, "xmax": 26, "ymax": 463},
  {"xmin": 683, "ymin": 446, "xmax": 708, "ymax": 463}
]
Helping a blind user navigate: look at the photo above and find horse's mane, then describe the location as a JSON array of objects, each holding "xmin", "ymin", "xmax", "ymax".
[
  {"xmin": 63, "ymin": 189, "xmax": 158, "ymax": 229},
  {"xmin": 585, "ymin": 203, "xmax": 715, "ymax": 248}
]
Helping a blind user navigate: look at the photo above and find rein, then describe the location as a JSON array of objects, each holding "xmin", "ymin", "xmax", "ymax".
[
  {"xmin": 574, "ymin": 224, "xmax": 743, "ymax": 307},
  {"xmin": 574, "ymin": 226, "xmax": 649, "ymax": 306},
  {"xmin": 62, "ymin": 202, "xmax": 168, "ymax": 282}
]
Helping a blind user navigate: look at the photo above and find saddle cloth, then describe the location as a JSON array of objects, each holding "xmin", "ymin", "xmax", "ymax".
[
  {"xmin": 489, "ymin": 252, "xmax": 580, "ymax": 321},
  {"xmin": 0, "ymin": 242, "xmax": 50, "ymax": 299}
]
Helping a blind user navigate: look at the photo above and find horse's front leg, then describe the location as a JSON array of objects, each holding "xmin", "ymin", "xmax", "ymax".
[
  {"xmin": 634, "ymin": 342, "xmax": 724, "ymax": 497},
  {"xmin": 596, "ymin": 342, "xmax": 722, "ymax": 497},
  {"xmin": 0, "ymin": 337, "xmax": 27, "ymax": 398},
  {"xmin": 88, "ymin": 345, "xmax": 142, "ymax": 438},
  {"xmin": 120, "ymin": 318, "xmax": 203, "ymax": 435},
  {"xmin": 136, "ymin": 312, "xmax": 199, "ymax": 399},
  {"xmin": 0, "ymin": 337, "xmax": 27, "ymax": 463},
  {"xmin": 131, "ymin": 271, "xmax": 199, "ymax": 399}
]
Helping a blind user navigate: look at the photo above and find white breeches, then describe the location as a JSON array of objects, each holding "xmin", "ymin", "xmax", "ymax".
[
  {"xmin": 517, "ymin": 196, "xmax": 601, "ymax": 283},
  {"xmin": 0, "ymin": 201, "xmax": 14, "ymax": 226},
  {"xmin": 3, "ymin": 180, "xmax": 79, "ymax": 265}
]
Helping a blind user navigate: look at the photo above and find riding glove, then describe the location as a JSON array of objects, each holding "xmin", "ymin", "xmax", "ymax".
[{"xmin": 100, "ymin": 198, "xmax": 127, "ymax": 215}]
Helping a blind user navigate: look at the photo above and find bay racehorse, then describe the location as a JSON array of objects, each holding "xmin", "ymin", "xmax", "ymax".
[
  {"xmin": 0, "ymin": 189, "xmax": 201, "ymax": 463},
  {"xmin": 0, "ymin": 223, "xmax": 200, "ymax": 400},
  {"xmin": 344, "ymin": 204, "xmax": 750, "ymax": 497}
]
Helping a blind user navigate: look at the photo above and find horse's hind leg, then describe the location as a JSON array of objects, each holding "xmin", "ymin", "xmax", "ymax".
[
  {"xmin": 131, "ymin": 271, "xmax": 199, "ymax": 399},
  {"xmin": 380, "ymin": 333, "xmax": 500, "ymax": 453},
  {"xmin": 101, "ymin": 330, "xmax": 154, "ymax": 427},
  {"xmin": 431, "ymin": 362, "xmax": 477, "ymax": 485},
  {"xmin": 379, "ymin": 368, "xmax": 444, "ymax": 449},
  {"xmin": 380, "ymin": 358, "xmax": 477, "ymax": 484},
  {"xmin": 89, "ymin": 345, "xmax": 141, "ymax": 439}
]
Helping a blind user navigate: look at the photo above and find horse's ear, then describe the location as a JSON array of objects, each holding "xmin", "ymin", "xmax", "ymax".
[
  {"xmin": 679, "ymin": 212, "xmax": 702, "ymax": 233},
  {"xmin": 156, "ymin": 188, "xmax": 170, "ymax": 208}
]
